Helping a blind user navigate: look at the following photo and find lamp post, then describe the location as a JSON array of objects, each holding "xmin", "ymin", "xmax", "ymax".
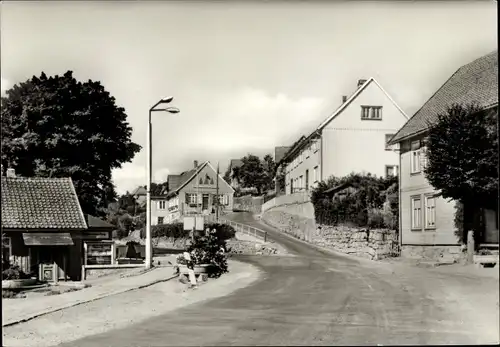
[{"xmin": 146, "ymin": 96, "xmax": 180, "ymax": 269}]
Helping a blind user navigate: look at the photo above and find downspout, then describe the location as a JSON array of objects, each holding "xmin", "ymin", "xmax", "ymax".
[
  {"xmin": 398, "ymin": 143, "xmax": 402, "ymax": 254},
  {"xmin": 319, "ymin": 130, "xmax": 323, "ymax": 182}
]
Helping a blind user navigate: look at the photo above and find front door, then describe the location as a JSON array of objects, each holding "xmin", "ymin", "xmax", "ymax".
[
  {"xmin": 35, "ymin": 247, "xmax": 67, "ymax": 281},
  {"xmin": 202, "ymin": 194, "xmax": 209, "ymax": 211}
]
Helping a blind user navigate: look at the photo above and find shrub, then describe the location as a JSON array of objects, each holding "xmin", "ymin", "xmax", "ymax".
[
  {"xmin": 311, "ymin": 173, "xmax": 398, "ymax": 229},
  {"xmin": 140, "ymin": 222, "xmax": 236, "ymax": 241},
  {"xmin": 187, "ymin": 230, "xmax": 229, "ymax": 278},
  {"xmin": 2, "ymin": 264, "xmax": 31, "ymax": 280}
]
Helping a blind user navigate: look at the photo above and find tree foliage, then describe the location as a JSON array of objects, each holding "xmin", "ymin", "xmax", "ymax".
[
  {"xmin": 1, "ymin": 71, "xmax": 141, "ymax": 216},
  {"xmin": 237, "ymin": 153, "xmax": 276, "ymax": 195},
  {"xmin": 425, "ymin": 103, "xmax": 498, "ymax": 208},
  {"xmin": 311, "ymin": 173, "xmax": 398, "ymax": 228}
]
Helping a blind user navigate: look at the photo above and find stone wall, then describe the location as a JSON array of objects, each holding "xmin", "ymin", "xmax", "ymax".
[
  {"xmin": 401, "ymin": 245, "xmax": 465, "ymax": 263},
  {"xmin": 262, "ymin": 210, "xmax": 399, "ymax": 260},
  {"xmin": 233, "ymin": 195, "xmax": 264, "ymax": 214}
]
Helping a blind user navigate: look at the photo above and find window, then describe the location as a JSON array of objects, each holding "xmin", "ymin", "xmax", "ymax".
[
  {"xmin": 411, "ymin": 196, "xmax": 422, "ymax": 230},
  {"xmin": 157, "ymin": 217, "xmax": 164, "ymax": 225},
  {"xmin": 314, "ymin": 166, "xmax": 319, "ymax": 182},
  {"xmin": 158, "ymin": 200, "xmax": 166, "ymax": 210},
  {"xmin": 186, "ymin": 193, "xmax": 198, "ymax": 204},
  {"xmin": 2, "ymin": 237, "xmax": 11, "ymax": 263},
  {"xmin": 424, "ymin": 195, "xmax": 436, "ymax": 229},
  {"xmin": 410, "ymin": 140, "xmax": 421, "ymax": 174},
  {"xmin": 223, "ymin": 195, "xmax": 229, "ymax": 205},
  {"xmin": 385, "ymin": 134, "xmax": 394, "ymax": 150},
  {"xmin": 361, "ymin": 106, "xmax": 383, "ymax": 120},
  {"xmin": 385, "ymin": 165, "xmax": 397, "ymax": 178},
  {"xmin": 299, "ymin": 175, "xmax": 303, "ymax": 189},
  {"xmin": 421, "ymin": 146, "xmax": 428, "ymax": 170}
]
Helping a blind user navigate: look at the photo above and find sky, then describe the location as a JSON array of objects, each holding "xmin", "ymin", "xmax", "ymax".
[{"xmin": 1, "ymin": 1, "xmax": 497, "ymax": 195}]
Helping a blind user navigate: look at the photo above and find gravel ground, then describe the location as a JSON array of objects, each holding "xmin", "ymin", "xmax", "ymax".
[{"xmin": 2, "ymin": 260, "xmax": 262, "ymax": 347}]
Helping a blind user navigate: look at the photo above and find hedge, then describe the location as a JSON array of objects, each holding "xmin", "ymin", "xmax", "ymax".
[{"xmin": 140, "ymin": 222, "xmax": 236, "ymax": 241}]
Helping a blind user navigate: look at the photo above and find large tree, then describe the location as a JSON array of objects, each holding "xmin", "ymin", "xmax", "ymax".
[
  {"xmin": 424, "ymin": 103, "xmax": 498, "ymax": 242},
  {"xmin": 262, "ymin": 153, "xmax": 276, "ymax": 193},
  {"xmin": 1, "ymin": 71, "xmax": 141, "ymax": 216},
  {"xmin": 239, "ymin": 154, "xmax": 268, "ymax": 195}
]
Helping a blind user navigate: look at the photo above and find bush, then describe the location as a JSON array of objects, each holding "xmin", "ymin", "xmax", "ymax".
[
  {"xmin": 187, "ymin": 230, "xmax": 229, "ymax": 278},
  {"xmin": 2, "ymin": 264, "xmax": 31, "ymax": 280},
  {"xmin": 311, "ymin": 173, "xmax": 398, "ymax": 229},
  {"xmin": 140, "ymin": 222, "xmax": 236, "ymax": 241}
]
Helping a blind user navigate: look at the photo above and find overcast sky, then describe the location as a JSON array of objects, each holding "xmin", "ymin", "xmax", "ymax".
[{"xmin": 1, "ymin": 1, "xmax": 497, "ymax": 194}]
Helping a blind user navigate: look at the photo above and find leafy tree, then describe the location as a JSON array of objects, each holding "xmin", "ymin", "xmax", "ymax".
[
  {"xmin": 424, "ymin": 103, "xmax": 498, "ymax": 242},
  {"xmin": 275, "ymin": 165, "xmax": 286, "ymax": 195},
  {"xmin": 262, "ymin": 153, "xmax": 276, "ymax": 193},
  {"xmin": 239, "ymin": 154, "xmax": 267, "ymax": 195},
  {"xmin": 223, "ymin": 167, "xmax": 231, "ymax": 184},
  {"xmin": 1, "ymin": 71, "xmax": 141, "ymax": 216}
]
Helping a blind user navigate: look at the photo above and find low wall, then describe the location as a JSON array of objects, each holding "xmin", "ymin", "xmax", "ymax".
[
  {"xmin": 262, "ymin": 210, "xmax": 398, "ymax": 260},
  {"xmin": 233, "ymin": 195, "xmax": 264, "ymax": 214},
  {"xmin": 401, "ymin": 245, "xmax": 464, "ymax": 262}
]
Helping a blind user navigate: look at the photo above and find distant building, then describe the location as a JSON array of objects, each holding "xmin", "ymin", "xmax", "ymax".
[
  {"xmin": 227, "ymin": 159, "xmax": 243, "ymax": 190},
  {"xmin": 278, "ymin": 78, "xmax": 409, "ymax": 196},
  {"xmin": 389, "ymin": 50, "xmax": 498, "ymax": 261},
  {"xmin": 151, "ymin": 160, "xmax": 235, "ymax": 224},
  {"xmin": 131, "ymin": 185, "xmax": 147, "ymax": 207}
]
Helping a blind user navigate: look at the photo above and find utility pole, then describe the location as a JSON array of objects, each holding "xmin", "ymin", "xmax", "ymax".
[{"xmin": 216, "ymin": 162, "xmax": 220, "ymax": 223}]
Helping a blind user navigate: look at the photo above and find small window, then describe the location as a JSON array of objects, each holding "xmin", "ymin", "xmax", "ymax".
[
  {"xmin": 157, "ymin": 217, "xmax": 164, "ymax": 225},
  {"xmin": 314, "ymin": 166, "xmax": 319, "ymax": 182},
  {"xmin": 158, "ymin": 201, "xmax": 166, "ymax": 210},
  {"xmin": 385, "ymin": 134, "xmax": 394, "ymax": 150},
  {"xmin": 424, "ymin": 195, "xmax": 436, "ymax": 229},
  {"xmin": 411, "ymin": 141, "xmax": 421, "ymax": 174},
  {"xmin": 411, "ymin": 196, "xmax": 422, "ymax": 230},
  {"xmin": 385, "ymin": 165, "xmax": 397, "ymax": 178},
  {"xmin": 361, "ymin": 106, "xmax": 383, "ymax": 120}
]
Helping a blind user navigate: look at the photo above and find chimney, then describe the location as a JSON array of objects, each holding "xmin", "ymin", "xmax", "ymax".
[
  {"xmin": 357, "ymin": 79, "xmax": 367, "ymax": 88},
  {"xmin": 342, "ymin": 95, "xmax": 348, "ymax": 103},
  {"xmin": 6, "ymin": 168, "xmax": 16, "ymax": 178},
  {"xmin": 194, "ymin": 160, "xmax": 198, "ymax": 169}
]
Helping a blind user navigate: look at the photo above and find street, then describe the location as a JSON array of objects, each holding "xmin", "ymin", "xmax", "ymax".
[{"xmin": 58, "ymin": 212, "xmax": 499, "ymax": 346}]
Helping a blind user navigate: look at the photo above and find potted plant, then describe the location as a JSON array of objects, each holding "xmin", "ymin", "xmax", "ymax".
[{"xmin": 2, "ymin": 262, "xmax": 37, "ymax": 289}]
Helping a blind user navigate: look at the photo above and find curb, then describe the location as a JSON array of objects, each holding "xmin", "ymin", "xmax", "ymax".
[{"xmin": 2, "ymin": 272, "xmax": 179, "ymax": 328}]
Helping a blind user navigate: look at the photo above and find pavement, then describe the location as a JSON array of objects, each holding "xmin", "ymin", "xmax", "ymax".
[
  {"xmin": 2, "ymin": 265, "xmax": 178, "ymax": 327},
  {"xmin": 42, "ymin": 212, "xmax": 499, "ymax": 346}
]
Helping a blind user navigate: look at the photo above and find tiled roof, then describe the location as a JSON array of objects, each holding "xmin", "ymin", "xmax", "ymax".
[
  {"xmin": 131, "ymin": 186, "xmax": 147, "ymax": 196},
  {"xmin": 167, "ymin": 175, "xmax": 182, "ymax": 192},
  {"xmin": 391, "ymin": 50, "xmax": 498, "ymax": 143},
  {"xmin": 85, "ymin": 214, "xmax": 115, "ymax": 229},
  {"xmin": 274, "ymin": 146, "xmax": 291, "ymax": 163},
  {"xmin": 1, "ymin": 177, "xmax": 88, "ymax": 230},
  {"xmin": 166, "ymin": 165, "xmax": 204, "ymax": 197}
]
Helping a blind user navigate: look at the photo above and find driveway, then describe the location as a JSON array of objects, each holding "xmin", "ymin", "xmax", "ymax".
[{"xmin": 60, "ymin": 212, "xmax": 499, "ymax": 346}]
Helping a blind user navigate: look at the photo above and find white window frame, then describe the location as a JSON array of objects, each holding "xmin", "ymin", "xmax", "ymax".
[
  {"xmin": 157, "ymin": 216, "xmax": 164, "ymax": 225},
  {"xmin": 410, "ymin": 140, "xmax": 421, "ymax": 174},
  {"xmin": 424, "ymin": 195, "xmax": 436, "ymax": 229},
  {"xmin": 187, "ymin": 193, "xmax": 197, "ymax": 204},
  {"xmin": 158, "ymin": 200, "xmax": 166, "ymax": 210},
  {"xmin": 314, "ymin": 166, "xmax": 319, "ymax": 182},
  {"xmin": 411, "ymin": 195, "xmax": 422, "ymax": 230}
]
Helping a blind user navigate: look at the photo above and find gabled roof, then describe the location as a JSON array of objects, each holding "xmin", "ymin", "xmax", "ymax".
[
  {"xmin": 317, "ymin": 77, "xmax": 409, "ymax": 130},
  {"xmin": 131, "ymin": 186, "xmax": 146, "ymax": 196},
  {"xmin": 1, "ymin": 177, "xmax": 88, "ymax": 230},
  {"xmin": 274, "ymin": 146, "xmax": 291, "ymax": 163},
  {"xmin": 278, "ymin": 135, "xmax": 307, "ymax": 165},
  {"xmin": 85, "ymin": 214, "xmax": 115, "ymax": 230},
  {"xmin": 166, "ymin": 161, "xmax": 235, "ymax": 198},
  {"xmin": 390, "ymin": 50, "xmax": 498, "ymax": 144}
]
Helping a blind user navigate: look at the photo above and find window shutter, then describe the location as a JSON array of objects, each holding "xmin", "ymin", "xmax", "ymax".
[
  {"xmin": 185, "ymin": 193, "xmax": 189, "ymax": 202},
  {"xmin": 198, "ymin": 193, "xmax": 202, "ymax": 203},
  {"xmin": 224, "ymin": 195, "xmax": 229, "ymax": 205}
]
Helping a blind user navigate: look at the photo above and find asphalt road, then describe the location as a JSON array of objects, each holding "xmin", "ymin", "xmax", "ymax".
[{"xmin": 62, "ymin": 212, "xmax": 496, "ymax": 346}]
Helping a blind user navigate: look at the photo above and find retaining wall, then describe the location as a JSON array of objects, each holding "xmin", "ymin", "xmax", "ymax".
[{"xmin": 233, "ymin": 195, "xmax": 264, "ymax": 214}]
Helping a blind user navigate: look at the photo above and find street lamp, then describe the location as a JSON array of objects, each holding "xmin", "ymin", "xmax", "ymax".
[{"xmin": 146, "ymin": 96, "xmax": 180, "ymax": 269}]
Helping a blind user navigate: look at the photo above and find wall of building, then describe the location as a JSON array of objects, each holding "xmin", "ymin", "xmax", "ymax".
[
  {"xmin": 399, "ymin": 136, "xmax": 459, "ymax": 247},
  {"xmin": 322, "ymin": 81, "xmax": 405, "ymax": 180},
  {"xmin": 151, "ymin": 199, "xmax": 171, "ymax": 225},
  {"xmin": 284, "ymin": 139, "xmax": 321, "ymax": 195}
]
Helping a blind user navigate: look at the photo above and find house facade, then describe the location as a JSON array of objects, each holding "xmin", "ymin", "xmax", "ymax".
[
  {"xmin": 279, "ymin": 78, "xmax": 409, "ymax": 196},
  {"xmin": 151, "ymin": 161, "xmax": 235, "ymax": 225},
  {"xmin": 1, "ymin": 171, "xmax": 113, "ymax": 282},
  {"xmin": 227, "ymin": 159, "xmax": 243, "ymax": 190},
  {"xmin": 389, "ymin": 50, "xmax": 498, "ymax": 261}
]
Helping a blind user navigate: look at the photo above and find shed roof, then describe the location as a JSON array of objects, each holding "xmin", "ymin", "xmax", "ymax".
[
  {"xmin": 390, "ymin": 50, "xmax": 498, "ymax": 144},
  {"xmin": 1, "ymin": 176, "xmax": 88, "ymax": 230}
]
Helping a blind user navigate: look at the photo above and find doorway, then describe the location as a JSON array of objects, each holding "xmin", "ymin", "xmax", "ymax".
[{"xmin": 202, "ymin": 194, "xmax": 209, "ymax": 211}]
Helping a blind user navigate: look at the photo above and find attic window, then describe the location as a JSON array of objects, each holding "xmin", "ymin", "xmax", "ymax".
[{"xmin": 361, "ymin": 106, "xmax": 383, "ymax": 120}]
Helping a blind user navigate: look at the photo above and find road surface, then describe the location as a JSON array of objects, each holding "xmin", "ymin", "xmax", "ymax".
[{"xmin": 62, "ymin": 212, "xmax": 498, "ymax": 346}]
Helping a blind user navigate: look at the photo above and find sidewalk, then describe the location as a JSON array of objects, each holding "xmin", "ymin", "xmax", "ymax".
[{"xmin": 2, "ymin": 266, "xmax": 178, "ymax": 327}]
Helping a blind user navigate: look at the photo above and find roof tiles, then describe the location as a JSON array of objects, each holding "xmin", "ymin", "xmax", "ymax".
[
  {"xmin": 391, "ymin": 50, "xmax": 498, "ymax": 143},
  {"xmin": 1, "ymin": 176, "xmax": 88, "ymax": 230}
]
